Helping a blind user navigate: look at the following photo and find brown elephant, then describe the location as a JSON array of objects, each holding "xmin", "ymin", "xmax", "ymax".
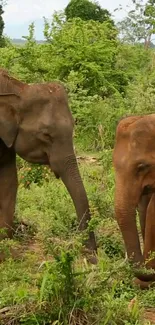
[
  {"xmin": 0, "ymin": 69, "xmax": 97, "ymax": 262},
  {"xmin": 113, "ymin": 114, "xmax": 155, "ymax": 282}
]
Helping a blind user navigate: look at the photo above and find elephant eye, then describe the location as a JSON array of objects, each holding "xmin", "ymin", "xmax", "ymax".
[
  {"xmin": 41, "ymin": 130, "xmax": 53, "ymax": 143},
  {"xmin": 44, "ymin": 133, "xmax": 51, "ymax": 139},
  {"xmin": 137, "ymin": 163, "xmax": 150, "ymax": 172}
]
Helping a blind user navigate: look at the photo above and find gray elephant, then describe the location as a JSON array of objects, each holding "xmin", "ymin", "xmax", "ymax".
[{"xmin": 0, "ymin": 68, "xmax": 97, "ymax": 262}]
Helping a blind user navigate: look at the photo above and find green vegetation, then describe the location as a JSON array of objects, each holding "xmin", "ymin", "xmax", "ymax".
[
  {"xmin": 1, "ymin": 0, "xmax": 155, "ymax": 323},
  {"xmin": 0, "ymin": 1, "xmax": 5, "ymax": 47},
  {"xmin": 117, "ymin": 0, "xmax": 155, "ymax": 48},
  {"xmin": 65, "ymin": 0, "xmax": 114, "ymax": 25}
]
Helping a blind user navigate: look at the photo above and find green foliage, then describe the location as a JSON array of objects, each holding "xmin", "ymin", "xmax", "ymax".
[
  {"xmin": 18, "ymin": 164, "xmax": 51, "ymax": 188},
  {"xmin": 38, "ymin": 252, "xmax": 76, "ymax": 321},
  {"xmin": 65, "ymin": 0, "xmax": 114, "ymax": 25},
  {"xmin": 17, "ymin": 156, "xmax": 51, "ymax": 188},
  {"xmin": 0, "ymin": 10, "xmax": 155, "ymax": 155},
  {"xmin": 0, "ymin": 4, "xmax": 5, "ymax": 47},
  {"xmin": 43, "ymin": 16, "xmax": 119, "ymax": 96},
  {"xmin": 0, "ymin": 15, "xmax": 155, "ymax": 153},
  {"xmin": 1, "ymin": 15, "xmax": 120, "ymax": 97},
  {"xmin": 117, "ymin": 0, "xmax": 155, "ymax": 48}
]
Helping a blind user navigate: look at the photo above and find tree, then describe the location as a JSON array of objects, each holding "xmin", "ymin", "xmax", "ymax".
[
  {"xmin": 117, "ymin": 0, "xmax": 155, "ymax": 48},
  {"xmin": 42, "ymin": 15, "xmax": 126, "ymax": 97},
  {"xmin": 0, "ymin": 1, "xmax": 5, "ymax": 47},
  {"xmin": 144, "ymin": 0, "xmax": 155, "ymax": 47},
  {"xmin": 65, "ymin": 0, "xmax": 114, "ymax": 25}
]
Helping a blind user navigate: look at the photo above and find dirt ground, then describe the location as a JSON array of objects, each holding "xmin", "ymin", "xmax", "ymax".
[{"xmin": 143, "ymin": 309, "xmax": 155, "ymax": 324}]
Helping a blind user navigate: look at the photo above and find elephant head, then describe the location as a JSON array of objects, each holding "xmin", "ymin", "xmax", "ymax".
[
  {"xmin": 113, "ymin": 114, "xmax": 155, "ymax": 281},
  {"xmin": 0, "ymin": 78, "xmax": 97, "ymax": 260}
]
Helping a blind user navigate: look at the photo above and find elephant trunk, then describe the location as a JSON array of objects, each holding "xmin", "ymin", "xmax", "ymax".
[
  {"xmin": 115, "ymin": 201, "xmax": 142, "ymax": 264},
  {"xmin": 114, "ymin": 179, "xmax": 143, "ymax": 264},
  {"xmin": 115, "ymin": 180, "xmax": 155, "ymax": 282},
  {"xmin": 50, "ymin": 153, "xmax": 97, "ymax": 253}
]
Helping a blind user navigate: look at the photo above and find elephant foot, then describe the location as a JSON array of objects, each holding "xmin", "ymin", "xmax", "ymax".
[
  {"xmin": 82, "ymin": 234, "xmax": 98, "ymax": 265},
  {"xmin": 84, "ymin": 232, "xmax": 97, "ymax": 252},
  {"xmin": 134, "ymin": 268, "xmax": 155, "ymax": 282},
  {"xmin": 132, "ymin": 257, "xmax": 155, "ymax": 282},
  {"xmin": 81, "ymin": 247, "xmax": 98, "ymax": 265},
  {"xmin": 86, "ymin": 254, "xmax": 98, "ymax": 265},
  {"xmin": 133, "ymin": 278, "xmax": 155, "ymax": 290}
]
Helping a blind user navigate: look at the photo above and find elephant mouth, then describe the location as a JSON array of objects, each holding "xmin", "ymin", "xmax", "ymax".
[
  {"xmin": 49, "ymin": 165, "xmax": 60, "ymax": 179},
  {"xmin": 48, "ymin": 160, "xmax": 60, "ymax": 179},
  {"xmin": 54, "ymin": 171, "xmax": 60, "ymax": 179}
]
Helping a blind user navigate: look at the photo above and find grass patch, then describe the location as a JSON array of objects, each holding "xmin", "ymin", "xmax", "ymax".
[{"xmin": 0, "ymin": 151, "xmax": 153, "ymax": 324}]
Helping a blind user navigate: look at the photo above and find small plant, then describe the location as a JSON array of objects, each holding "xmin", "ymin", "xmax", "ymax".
[{"xmin": 17, "ymin": 156, "xmax": 52, "ymax": 188}]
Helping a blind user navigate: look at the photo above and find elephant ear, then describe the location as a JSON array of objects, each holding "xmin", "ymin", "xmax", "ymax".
[{"xmin": 0, "ymin": 93, "xmax": 20, "ymax": 148}]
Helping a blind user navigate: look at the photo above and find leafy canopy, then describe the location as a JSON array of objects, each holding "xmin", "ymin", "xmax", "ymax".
[
  {"xmin": 65, "ymin": 0, "xmax": 114, "ymax": 25},
  {"xmin": 117, "ymin": 0, "xmax": 155, "ymax": 48},
  {"xmin": 0, "ymin": 3, "xmax": 5, "ymax": 47}
]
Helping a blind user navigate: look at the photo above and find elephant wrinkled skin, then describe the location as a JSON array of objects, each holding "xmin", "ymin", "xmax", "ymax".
[
  {"xmin": 0, "ymin": 69, "xmax": 97, "ymax": 262},
  {"xmin": 113, "ymin": 114, "xmax": 155, "ymax": 283}
]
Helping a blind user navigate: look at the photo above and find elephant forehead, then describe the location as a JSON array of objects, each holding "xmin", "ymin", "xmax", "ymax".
[
  {"xmin": 130, "ymin": 129, "xmax": 155, "ymax": 149},
  {"xmin": 116, "ymin": 115, "xmax": 143, "ymax": 136},
  {"xmin": 25, "ymin": 83, "xmax": 67, "ymax": 103},
  {"xmin": 47, "ymin": 83, "xmax": 68, "ymax": 101},
  {"xmin": 48, "ymin": 84, "xmax": 62, "ymax": 93}
]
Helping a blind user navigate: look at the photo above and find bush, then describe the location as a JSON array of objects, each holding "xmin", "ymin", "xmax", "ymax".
[{"xmin": 18, "ymin": 163, "xmax": 51, "ymax": 188}]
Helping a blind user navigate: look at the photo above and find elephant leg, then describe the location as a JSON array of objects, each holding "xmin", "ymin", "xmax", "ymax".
[
  {"xmin": 0, "ymin": 152, "xmax": 17, "ymax": 240},
  {"xmin": 143, "ymin": 193, "xmax": 155, "ymax": 270},
  {"xmin": 138, "ymin": 194, "xmax": 152, "ymax": 242},
  {"xmin": 124, "ymin": 194, "xmax": 151, "ymax": 263},
  {"xmin": 134, "ymin": 194, "xmax": 155, "ymax": 288},
  {"xmin": 117, "ymin": 192, "xmax": 152, "ymax": 265},
  {"xmin": 133, "ymin": 277, "xmax": 155, "ymax": 290}
]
